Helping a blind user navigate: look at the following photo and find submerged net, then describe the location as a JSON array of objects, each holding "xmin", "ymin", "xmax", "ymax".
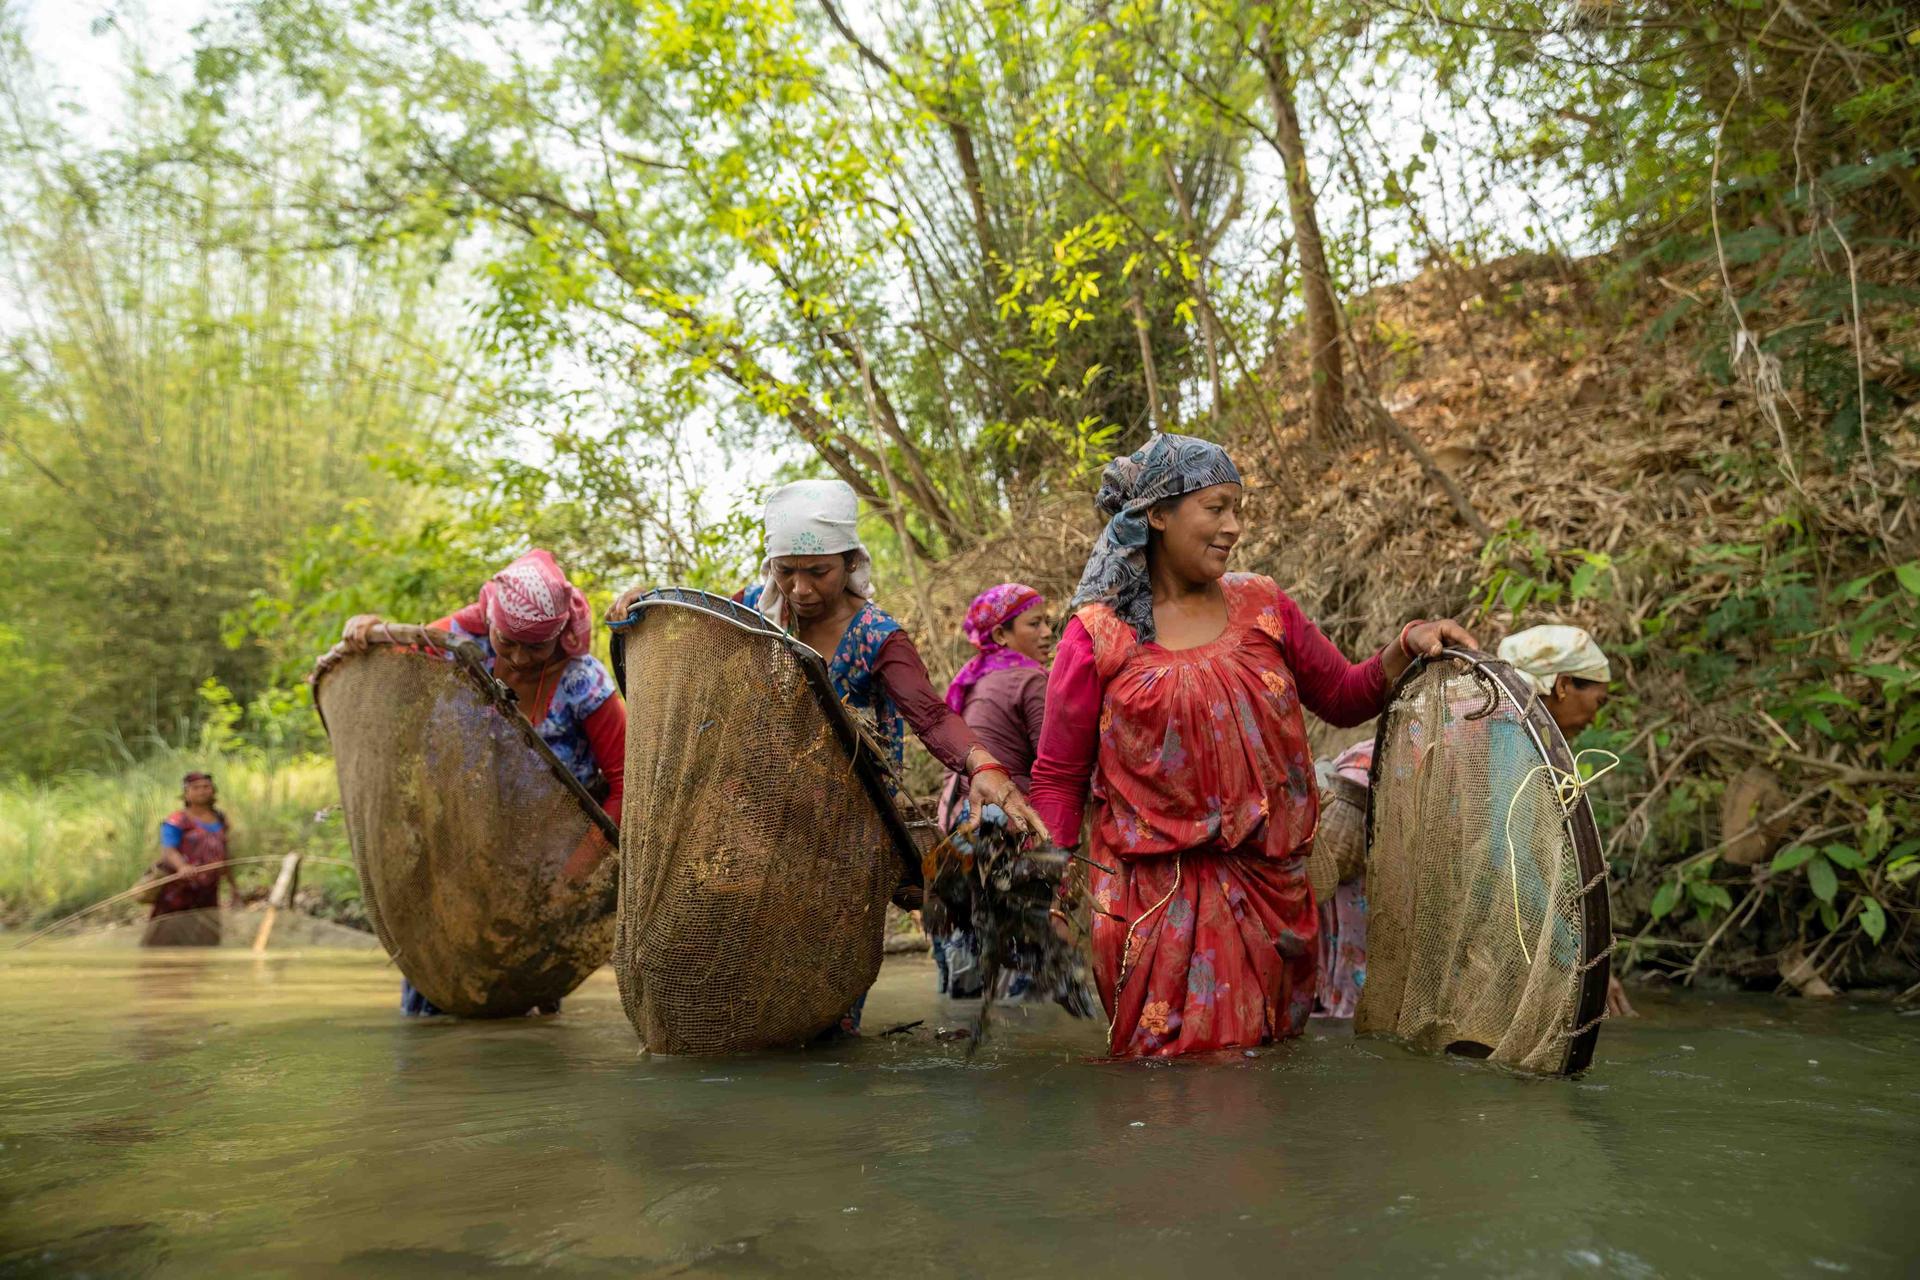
[
  {"xmin": 1355, "ymin": 651, "xmax": 1611, "ymax": 1075},
  {"xmin": 611, "ymin": 590, "xmax": 917, "ymax": 1054},
  {"xmin": 313, "ymin": 636, "xmax": 618, "ymax": 1017}
]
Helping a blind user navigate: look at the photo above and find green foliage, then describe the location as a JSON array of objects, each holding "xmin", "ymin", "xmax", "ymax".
[{"xmin": 0, "ymin": 29, "xmax": 481, "ymax": 777}]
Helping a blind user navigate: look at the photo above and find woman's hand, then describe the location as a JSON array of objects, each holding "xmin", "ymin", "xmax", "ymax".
[
  {"xmin": 607, "ymin": 586, "xmax": 646, "ymax": 626},
  {"xmin": 1606, "ymin": 975, "xmax": 1637, "ymax": 1018},
  {"xmin": 342, "ymin": 614, "xmax": 385, "ymax": 652},
  {"xmin": 966, "ymin": 767, "xmax": 1045, "ymax": 840},
  {"xmin": 1383, "ymin": 617, "xmax": 1478, "ymax": 681},
  {"xmin": 1402, "ymin": 618, "xmax": 1477, "ymax": 658}
]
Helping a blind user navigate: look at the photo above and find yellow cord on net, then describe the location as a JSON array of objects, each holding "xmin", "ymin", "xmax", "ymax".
[{"xmin": 1503, "ymin": 748, "xmax": 1620, "ymax": 958}]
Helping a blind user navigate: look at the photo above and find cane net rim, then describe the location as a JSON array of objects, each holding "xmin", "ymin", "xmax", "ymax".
[
  {"xmin": 313, "ymin": 626, "xmax": 618, "ymax": 843},
  {"xmin": 610, "ymin": 588, "xmax": 922, "ymax": 883}
]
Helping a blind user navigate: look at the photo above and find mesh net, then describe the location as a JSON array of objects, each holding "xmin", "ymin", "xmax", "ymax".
[
  {"xmin": 613, "ymin": 597, "xmax": 905, "ymax": 1053},
  {"xmin": 314, "ymin": 646, "xmax": 617, "ymax": 1017},
  {"xmin": 1355, "ymin": 652, "xmax": 1610, "ymax": 1075}
]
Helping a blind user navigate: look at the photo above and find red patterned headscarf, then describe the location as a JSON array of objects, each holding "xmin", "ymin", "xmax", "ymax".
[
  {"xmin": 450, "ymin": 549, "xmax": 593, "ymax": 658},
  {"xmin": 945, "ymin": 582, "xmax": 1045, "ymax": 712}
]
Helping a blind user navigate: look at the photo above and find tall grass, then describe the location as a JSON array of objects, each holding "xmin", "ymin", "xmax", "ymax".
[{"xmin": 0, "ymin": 746, "xmax": 360, "ymax": 929}]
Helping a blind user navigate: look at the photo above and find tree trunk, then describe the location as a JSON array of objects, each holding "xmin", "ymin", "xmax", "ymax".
[
  {"xmin": 1258, "ymin": 34, "xmax": 1347, "ymax": 440},
  {"xmin": 1127, "ymin": 279, "xmax": 1166, "ymax": 434}
]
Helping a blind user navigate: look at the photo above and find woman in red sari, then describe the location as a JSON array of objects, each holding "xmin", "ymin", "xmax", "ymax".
[{"xmin": 1028, "ymin": 434, "xmax": 1473, "ymax": 1057}]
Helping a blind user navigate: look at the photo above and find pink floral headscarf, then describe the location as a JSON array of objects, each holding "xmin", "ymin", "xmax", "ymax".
[
  {"xmin": 450, "ymin": 548, "xmax": 593, "ymax": 658},
  {"xmin": 944, "ymin": 583, "xmax": 1045, "ymax": 713}
]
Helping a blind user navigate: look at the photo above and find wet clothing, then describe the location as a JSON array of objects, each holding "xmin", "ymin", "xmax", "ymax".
[
  {"xmin": 145, "ymin": 810, "xmax": 228, "ymax": 947},
  {"xmin": 432, "ymin": 616, "xmax": 626, "ymax": 826},
  {"xmin": 1029, "ymin": 573, "xmax": 1387, "ymax": 1057}
]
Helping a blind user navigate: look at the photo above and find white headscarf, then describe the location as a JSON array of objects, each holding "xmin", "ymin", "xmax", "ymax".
[
  {"xmin": 1498, "ymin": 624, "xmax": 1611, "ymax": 695},
  {"xmin": 754, "ymin": 478, "xmax": 875, "ymax": 627}
]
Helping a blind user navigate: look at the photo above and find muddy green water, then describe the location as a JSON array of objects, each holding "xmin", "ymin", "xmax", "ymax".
[{"xmin": 2, "ymin": 949, "xmax": 1917, "ymax": 1277}]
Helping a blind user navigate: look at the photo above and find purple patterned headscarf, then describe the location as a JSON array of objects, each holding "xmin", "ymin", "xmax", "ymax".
[
  {"xmin": 944, "ymin": 583, "xmax": 1045, "ymax": 713},
  {"xmin": 1069, "ymin": 433, "xmax": 1242, "ymax": 643}
]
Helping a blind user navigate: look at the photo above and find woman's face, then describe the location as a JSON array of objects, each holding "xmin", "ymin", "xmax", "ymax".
[
  {"xmin": 1546, "ymin": 675, "xmax": 1609, "ymax": 737},
  {"xmin": 993, "ymin": 606, "xmax": 1053, "ymax": 665},
  {"xmin": 489, "ymin": 626, "xmax": 562, "ymax": 678},
  {"xmin": 1148, "ymin": 482, "xmax": 1244, "ymax": 584},
  {"xmin": 184, "ymin": 777, "xmax": 216, "ymax": 807},
  {"xmin": 772, "ymin": 554, "xmax": 852, "ymax": 622}
]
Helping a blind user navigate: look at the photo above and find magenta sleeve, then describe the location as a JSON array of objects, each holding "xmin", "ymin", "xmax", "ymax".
[
  {"xmin": 1028, "ymin": 617, "xmax": 1104, "ymax": 848},
  {"xmin": 1277, "ymin": 591, "xmax": 1390, "ymax": 728},
  {"xmin": 873, "ymin": 630, "xmax": 980, "ymax": 776}
]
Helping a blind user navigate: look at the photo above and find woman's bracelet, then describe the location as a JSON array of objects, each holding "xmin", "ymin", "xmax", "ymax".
[
  {"xmin": 971, "ymin": 761, "xmax": 1011, "ymax": 784},
  {"xmin": 1398, "ymin": 619, "xmax": 1424, "ymax": 661}
]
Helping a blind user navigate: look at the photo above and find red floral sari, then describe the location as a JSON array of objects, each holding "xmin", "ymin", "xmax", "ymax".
[{"xmin": 1069, "ymin": 575, "xmax": 1367, "ymax": 1056}]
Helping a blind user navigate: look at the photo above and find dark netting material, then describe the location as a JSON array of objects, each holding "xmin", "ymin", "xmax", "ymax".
[
  {"xmin": 1355, "ymin": 651, "xmax": 1611, "ymax": 1075},
  {"xmin": 611, "ymin": 590, "xmax": 917, "ymax": 1054},
  {"xmin": 313, "ymin": 637, "xmax": 617, "ymax": 1017}
]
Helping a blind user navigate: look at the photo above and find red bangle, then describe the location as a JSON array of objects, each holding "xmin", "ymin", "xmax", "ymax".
[
  {"xmin": 971, "ymin": 762, "xmax": 1010, "ymax": 782},
  {"xmin": 1398, "ymin": 620, "xmax": 1424, "ymax": 661}
]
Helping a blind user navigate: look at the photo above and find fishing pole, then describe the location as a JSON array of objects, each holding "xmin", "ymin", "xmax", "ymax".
[{"xmin": 10, "ymin": 854, "xmax": 356, "ymax": 950}]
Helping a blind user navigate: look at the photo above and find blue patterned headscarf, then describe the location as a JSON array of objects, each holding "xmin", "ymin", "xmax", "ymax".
[{"xmin": 1068, "ymin": 434, "xmax": 1243, "ymax": 643}]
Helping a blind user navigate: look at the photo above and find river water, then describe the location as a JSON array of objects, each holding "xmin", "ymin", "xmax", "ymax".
[{"xmin": 3, "ymin": 947, "xmax": 1917, "ymax": 1277}]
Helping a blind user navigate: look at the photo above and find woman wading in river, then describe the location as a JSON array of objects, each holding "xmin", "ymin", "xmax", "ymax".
[
  {"xmin": 342, "ymin": 548, "xmax": 626, "ymax": 1015},
  {"xmin": 1028, "ymin": 434, "xmax": 1473, "ymax": 1058},
  {"xmin": 1311, "ymin": 623, "xmax": 1635, "ymax": 1020},
  {"xmin": 144, "ymin": 771, "xmax": 241, "ymax": 946},
  {"xmin": 931, "ymin": 581, "xmax": 1053, "ymax": 996},
  {"xmin": 612, "ymin": 480, "xmax": 1044, "ymax": 1031}
]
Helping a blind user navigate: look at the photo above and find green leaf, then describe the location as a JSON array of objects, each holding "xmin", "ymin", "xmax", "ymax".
[
  {"xmin": 1822, "ymin": 843, "xmax": 1867, "ymax": 870},
  {"xmin": 1897, "ymin": 561, "xmax": 1920, "ymax": 596},
  {"xmin": 1570, "ymin": 561, "xmax": 1600, "ymax": 600},
  {"xmin": 1650, "ymin": 880, "xmax": 1679, "ymax": 920},
  {"xmin": 1771, "ymin": 845, "xmax": 1815, "ymax": 872},
  {"xmin": 1859, "ymin": 897, "xmax": 1887, "ymax": 944},
  {"xmin": 1885, "ymin": 729, "xmax": 1920, "ymax": 767},
  {"xmin": 1807, "ymin": 854, "xmax": 1838, "ymax": 903}
]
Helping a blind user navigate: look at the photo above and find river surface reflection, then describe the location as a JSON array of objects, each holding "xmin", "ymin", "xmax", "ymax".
[{"xmin": 3, "ymin": 948, "xmax": 1917, "ymax": 1276}]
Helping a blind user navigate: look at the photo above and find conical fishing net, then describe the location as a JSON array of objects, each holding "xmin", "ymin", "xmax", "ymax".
[
  {"xmin": 610, "ymin": 589, "xmax": 920, "ymax": 1054},
  {"xmin": 312, "ymin": 630, "xmax": 619, "ymax": 1017},
  {"xmin": 1355, "ymin": 650, "xmax": 1611, "ymax": 1075}
]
